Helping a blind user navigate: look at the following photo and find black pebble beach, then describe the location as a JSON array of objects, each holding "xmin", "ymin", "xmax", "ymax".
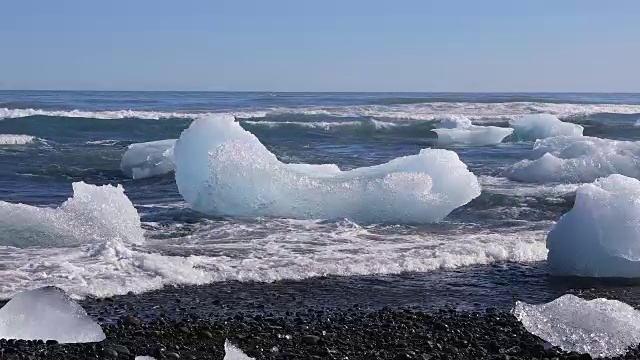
[{"xmin": 2, "ymin": 271, "xmax": 640, "ymax": 360}]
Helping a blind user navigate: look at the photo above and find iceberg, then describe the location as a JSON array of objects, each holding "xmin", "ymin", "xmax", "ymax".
[
  {"xmin": 513, "ymin": 294, "xmax": 640, "ymax": 358},
  {"xmin": 546, "ymin": 174, "xmax": 640, "ymax": 277},
  {"xmin": 431, "ymin": 116, "xmax": 513, "ymax": 146},
  {"xmin": 0, "ymin": 286, "xmax": 105, "ymax": 343},
  {"xmin": 120, "ymin": 139, "xmax": 176, "ymax": 179},
  {"xmin": 504, "ymin": 136, "xmax": 640, "ymax": 183},
  {"xmin": 0, "ymin": 181, "xmax": 144, "ymax": 247},
  {"xmin": 224, "ymin": 340, "xmax": 254, "ymax": 360},
  {"xmin": 510, "ymin": 114, "xmax": 583, "ymax": 140},
  {"xmin": 174, "ymin": 115, "xmax": 481, "ymax": 223}
]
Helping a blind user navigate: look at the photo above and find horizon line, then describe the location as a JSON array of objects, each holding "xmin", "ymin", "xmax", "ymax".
[{"xmin": 1, "ymin": 89, "xmax": 640, "ymax": 94}]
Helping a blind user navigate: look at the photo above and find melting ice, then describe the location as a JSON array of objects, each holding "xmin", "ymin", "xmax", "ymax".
[
  {"xmin": 174, "ymin": 115, "xmax": 481, "ymax": 223},
  {"xmin": 432, "ymin": 116, "xmax": 513, "ymax": 146},
  {"xmin": 509, "ymin": 114, "xmax": 583, "ymax": 140},
  {"xmin": 514, "ymin": 294, "xmax": 640, "ymax": 358},
  {"xmin": 120, "ymin": 139, "xmax": 176, "ymax": 179},
  {"xmin": 0, "ymin": 286, "xmax": 105, "ymax": 343},
  {"xmin": 547, "ymin": 174, "xmax": 640, "ymax": 277}
]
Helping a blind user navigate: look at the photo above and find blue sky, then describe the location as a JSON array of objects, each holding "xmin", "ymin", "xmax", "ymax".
[{"xmin": 1, "ymin": 0, "xmax": 639, "ymax": 91}]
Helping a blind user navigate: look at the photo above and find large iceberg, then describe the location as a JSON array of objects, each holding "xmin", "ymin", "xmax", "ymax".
[
  {"xmin": 174, "ymin": 115, "xmax": 481, "ymax": 223},
  {"xmin": 0, "ymin": 286, "xmax": 105, "ymax": 343},
  {"xmin": 513, "ymin": 294, "xmax": 640, "ymax": 358},
  {"xmin": 510, "ymin": 114, "xmax": 583, "ymax": 140},
  {"xmin": 504, "ymin": 136, "xmax": 640, "ymax": 183},
  {"xmin": 431, "ymin": 116, "xmax": 513, "ymax": 146},
  {"xmin": 0, "ymin": 181, "xmax": 144, "ymax": 247},
  {"xmin": 120, "ymin": 139, "xmax": 176, "ymax": 179},
  {"xmin": 547, "ymin": 174, "xmax": 640, "ymax": 277}
]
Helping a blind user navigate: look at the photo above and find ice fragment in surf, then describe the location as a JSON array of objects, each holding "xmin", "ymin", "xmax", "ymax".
[
  {"xmin": 546, "ymin": 174, "xmax": 640, "ymax": 277},
  {"xmin": 120, "ymin": 139, "xmax": 176, "ymax": 179},
  {"xmin": 509, "ymin": 114, "xmax": 583, "ymax": 140},
  {"xmin": 174, "ymin": 115, "xmax": 481, "ymax": 223},
  {"xmin": 0, "ymin": 181, "xmax": 144, "ymax": 247},
  {"xmin": 0, "ymin": 286, "xmax": 105, "ymax": 343},
  {"xmin": 513, "ymin": 294, "xmax": 640, "ymax": 358},
  {"xmin": 224, "ymin": 340, "xmax": 254, "ymax": 360},
  {"xmin": 504, "ymin": 136, "xmax": 640, "ymax": 183},
  {"xmin": 0, "ymin": 134, "xmax": 36, "ymax": 145},
  {"xmin": 432, "ymin": 116, "xmax": 513, "ymax": 146},
  {"xmin": 135, "ymin": 357, "xmax": 156, "ymax": 360}
]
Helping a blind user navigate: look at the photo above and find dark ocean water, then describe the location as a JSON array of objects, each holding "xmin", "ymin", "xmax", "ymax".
[{"xmin": 1, "ymin": 91, "xmax": 640, "ymax": 306}]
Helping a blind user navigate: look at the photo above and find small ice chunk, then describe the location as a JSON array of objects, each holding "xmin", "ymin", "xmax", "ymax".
[
  {"xmin": 0, "ymin": 134, "xmax": 36, "ymax": 145},
  {"xmin": 120, "ymin": 139, "xmax": 176, "ymax": 179},
  {"xmin": 547, "ymin": 174, "xmax": 640, "ymax": 277},
  {"xmin": 135, "ymin": 357, "xmax": 156, "ymax": 360},
  {"xmin": 513, "ymin": 294, "xmax": 640, "ymax": 357},
  {"xmin": 510, "ymin": 114, "xmax": 583, "ymax": 140},
  {"xmin": 174, "ymin": 115, "xmax": 481, "ymax": 223},
  {"xmin": 504, "ymin": 136, "xmax": 640, "ymax": 183},
  {"xmin": 224, "ymin": 340, "xmax": 254, "ymax": 360},
  {"xmin": 432, "ymin": 118, "xmax": 513, "ymax": 146},
  {"xmin": 0, "ymin": 286, "xmax": 105, "ymax": 343}
]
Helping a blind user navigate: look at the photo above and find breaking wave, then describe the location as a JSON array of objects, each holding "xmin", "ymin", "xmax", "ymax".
[{"xmin": 3, "ymin": 102, "xmax": 640, "ymax": 122}]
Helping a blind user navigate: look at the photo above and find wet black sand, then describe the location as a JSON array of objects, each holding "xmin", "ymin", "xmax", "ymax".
[{"xmin": 4, "ymin": 263, "xmax": 640, "ymax": 359}]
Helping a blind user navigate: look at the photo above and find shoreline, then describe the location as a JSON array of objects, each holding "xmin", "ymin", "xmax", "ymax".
[
  {"xmin": 3, "ymin": 267, "xmax": 640, "ymax": 359},
  {"xmin": 0, "ymin": 306, "xmax": 589, "ymax": 360}
]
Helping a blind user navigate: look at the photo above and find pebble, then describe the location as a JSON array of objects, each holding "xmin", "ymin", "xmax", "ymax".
[{"xmin": 302, "ymin": 334, "xmax": 320, "ymax": 345}]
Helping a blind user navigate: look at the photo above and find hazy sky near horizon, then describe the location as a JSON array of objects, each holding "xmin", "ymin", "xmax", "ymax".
[{"xmin": 1, "ymin": 0, "xmax": 639, "ymax": 92}]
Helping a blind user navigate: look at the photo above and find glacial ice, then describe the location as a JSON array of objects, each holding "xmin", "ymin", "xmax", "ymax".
[
  {"xmin": 224, "ymin": 340, "xmax": 255, "ymax": 360},
  {"xmin": 432, "ymin": 116, "xmax": 513, "ymax": 146},
  {"xmin": 120, "ymin": 139, "xmax": 176, "ymax": 179},
  {"xmin": 0, "ymin": 286, "xmax": 105, "ymax": 343},
  {"xmin": 513, "ymin": 294, "xmax": 640, "ymax": 357},
  {"xmin": 174, "ymin": 115, "xmax": 481, "ymax": 223},
  {"xmin": 0, "ymin": 181, "xmax": 144, "ymax": 247},
  {"xmin": 504, "ymin": 136, "xmax": 640, "ymax": 183},
  {"xmin": 546, "ymin": 174, "xmax": 640, "ymax": 277},
  {"xmin": 0, "ymin": 134, "xmax": 36, "ymax": 145},
  {"xmin": 509, "ymin": 114, "xmax": 583, "ymax": 140}
]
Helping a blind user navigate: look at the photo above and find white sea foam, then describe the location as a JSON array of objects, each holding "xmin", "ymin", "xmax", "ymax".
[
  {"xmin": 86, "ymin": 139, "xmax": 120, "ymax": 146},
  {"xmin": 479, "ymin": 176, "xmax": 580, "ymax": 197},
  {"xmin": 0, "ymin": 211, "xmax": 548, "ymax": 299},
  {"xmin": 263, "ymin": 103, "xmax": 640, "ymax": 121},
  {"xmin": 244, "ymin": 118, "xmax": 398, "ymax": 130},
  {"xmin": 504, "ymin": 136, "xmax": 640, "ymax": 183},
  {"xmin": 547, "ymin": 174, "xmax": 640, "ymax": 277},
  {"xmin": 2, "ymin": 102, "xmax": 640, "ymax": 122},
  {"xmin": 174, "ymin": 115, "xmax": 481, "ymax": 223},
  {"xmin": 120, "ymin": 139, "xmax": 176, "ymax": 179},
  {"xmin": 0, "ymin": 182, "xmax": 211, "ymax": 299},
  {"xmin": 0, "ymin": 134, "xmax": 36, "ymax": 145},
  {"xmin": 514, "ymin": 294, "xmax": 640, "ymax": 357},
  {"xmin": 243, "ymin": 120, "xmax": 363, "ymax": 130}
]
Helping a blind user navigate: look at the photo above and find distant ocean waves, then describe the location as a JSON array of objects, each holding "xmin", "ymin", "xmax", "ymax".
[{"xmin": 3, "ymin": 101, "xmax": 640, "ymax": 122}]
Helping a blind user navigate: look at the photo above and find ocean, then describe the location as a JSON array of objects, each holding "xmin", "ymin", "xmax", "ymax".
[{"xmin": 2, "ymin": 91, "xmax": 640, "ymax": 307}]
